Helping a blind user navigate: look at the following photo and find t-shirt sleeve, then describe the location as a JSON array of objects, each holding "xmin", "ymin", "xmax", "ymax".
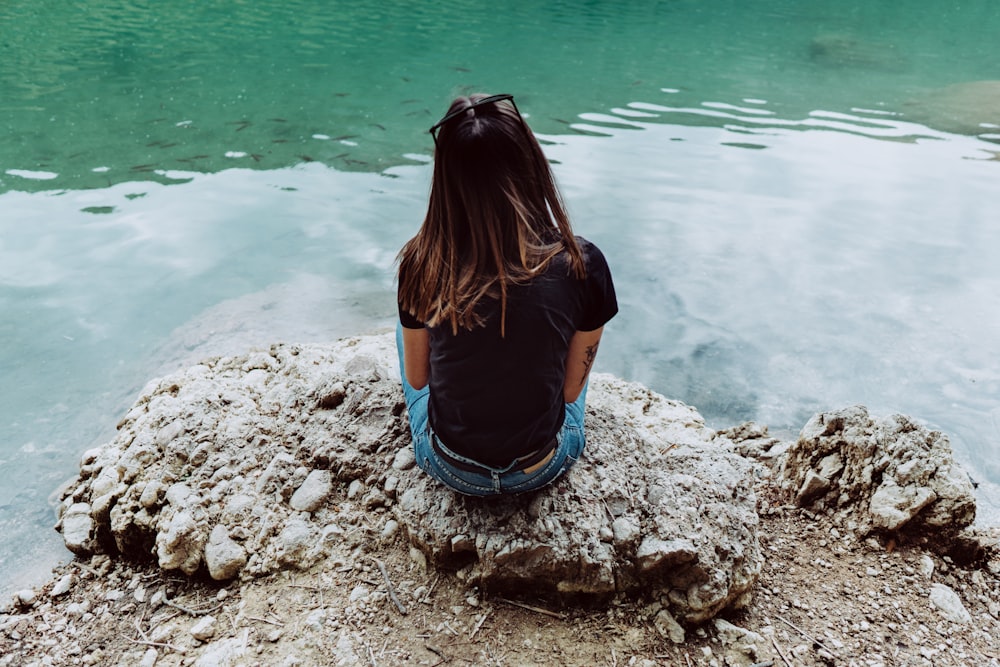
[
  {"xmin": 577, "ymin": 240, "xmax": 618, "ymax": 332},
  {"xmin": 397, "ymin": 276, "xmax": 426, "ymax": 329},
  {"xmin": 398, "ymin": 305, "xmax": 425, "ymax": 329}
]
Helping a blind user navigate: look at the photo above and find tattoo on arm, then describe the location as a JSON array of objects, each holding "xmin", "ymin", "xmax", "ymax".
[{"xmin": 578, "ymin": 342, "xmax": 599, "ymax": 387}]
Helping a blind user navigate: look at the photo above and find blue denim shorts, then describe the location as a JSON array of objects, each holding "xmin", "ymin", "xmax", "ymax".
[{"xmin": 396, "ymin": 323, "xmax": 587, "ymax": 496}]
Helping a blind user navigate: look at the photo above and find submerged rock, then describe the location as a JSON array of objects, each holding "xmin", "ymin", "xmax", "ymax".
[
  {"xmin": 54, "ymin": 332, "xmax": 762, "ymax": 621},
  {"xmin": 901, "ymin": 80, "xmax": 1000, "ymax": 135}
]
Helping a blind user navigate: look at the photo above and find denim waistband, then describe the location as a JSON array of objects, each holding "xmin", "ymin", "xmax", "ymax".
[{"xmin": 430, "ymin": 431, "xmax": 558, "ymax": 474}]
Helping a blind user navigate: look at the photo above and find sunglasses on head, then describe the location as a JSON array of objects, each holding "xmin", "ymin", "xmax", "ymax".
[{"xmin": 428, "ymin": 94, "xmax": 524, "ymax": 146}]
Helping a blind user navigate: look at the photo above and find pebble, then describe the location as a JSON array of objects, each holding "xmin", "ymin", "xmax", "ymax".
[
  {"xmin": 918, "ymin": 555, "xmax": 935, "ymax": 579},
  {"xmin": 50, "ymin": 575, "xmax": 73, "ymax": 597},
  {"xmin": 139, "ymin": 647, "xmax": 157, "ymax": 667},
  {"xmin": 347, "ymin": 479, "xmax": 364, "ymax": 500},
  {"xmin": 190, "ymin": 615, "xmax": 218, "ymax": 641},
  {"xmin": 381, "ymin": 519, "xmax": 399, "ymax": 540},
  {"xmin": 15, "ymin": 589, "xmax": 37, "ymax": 607},
  {"xmin": 929, "ymin": 584, "xmax": 971, "ymax": 624},
  {"xmin": 349, "ymin": 585, "xmax": 370, "ymax": 603}
]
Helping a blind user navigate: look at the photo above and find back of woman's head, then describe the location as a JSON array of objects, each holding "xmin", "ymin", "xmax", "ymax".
[{"xmin": 399, "ymin": 93, "xmax": 585, "ymax": 334}]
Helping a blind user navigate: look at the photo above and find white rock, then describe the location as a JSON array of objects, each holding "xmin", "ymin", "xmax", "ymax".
[
  {"xmin": 918, "ymin": 554, "xmax": 935, "ymax": 578},
  {"xmin": 654, "ymin": 609, "xmax": 685, "ymax": 644},
  {"xmin": 61, "ymin": 503, "xmax": 95, "ymax": 554},
  {"xmin": 139, "ymin": 647, "xmax": 158, "ymax": 667},
  {"xmin": 289, "ymin": 470, "xmax": 332, "ymax": 512},
  {"xmin": 15, "ymin": 589, "xmax": 37, "ymax": 607},
  {"xmin": 929, "ymin": 583, "xmax": 971, "ymax": 624},
  {"xmin": 190, "ymin": 615, "xmax": 218, "ymax": 641},
  {"xmin": 381, "ymin": 519, "xmax": 400, "ymax": 540},
  {"xmin": 204, "ymin": 525, "xmax": 247, "ymax": 581},
  {"xmin": 392, "ymin": 446, "xmax": 416, "ymax": 471},
  {"xmin": 347, "ymin": 479, "xmax": 364, "ymax": 500},
  {"xmin": 50, "ymin": 574, "xmax": 73, "ymax": 597},
  {"xmin": 349, "ymin": 585, "xmax": 370, "ymax": 603}
]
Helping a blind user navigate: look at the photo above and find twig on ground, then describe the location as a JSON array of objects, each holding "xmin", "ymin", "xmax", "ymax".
[
  {"xmin": 497, "ymin": 597, "xmax": 566, "ymax": 620},
  {"xmin": 469, "ymin": 609, "xmax": 492, "ymax": 640},
  {"xmin": 426, "ymin": 644, "xmax": 448, "ymax": 660},
  {"xmin": 246, "ymin": 615, "xmax": 284, "ymax": 627},
  {"xmin": 777, "ymin": 614, "xmax": 833, "ymax": 654},
  {"xmin": 366, "ymin": 641, "xmax": 378, "ymax": 667},
  {"xmin": 683, "ymin": 653, "xmax": 693, "ymax": 667},
  {"xmin": 421, "ymin": 574, "xmax": 440, "ymax": 604},
  {"xmin": 126, "ymin": 637, "xmax": 186, "ymax": 654},
  {"xmin": 162, "ymin": 594, "xmax": 224, "ymax": 617},
  {"xmin": 750, "ymin": 661, "xmax": 776, "ymax": 667},
  {"xmin": 372, "ymin": 558, "xmax": 408, "ymax": 615},
  {"xmin": 770, "ymin": 636, "xmax": 793, "ymax": 667}
]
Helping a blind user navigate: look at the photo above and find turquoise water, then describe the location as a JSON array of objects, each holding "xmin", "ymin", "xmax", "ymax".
[{"xmin": 2, "ymin": 1, "xmax": 999, "ymax": 595}]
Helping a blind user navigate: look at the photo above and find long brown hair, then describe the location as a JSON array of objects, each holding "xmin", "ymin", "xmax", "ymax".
[{"xmin": 397, "ymin": 94, "xmax": 585, "ymax": 335}]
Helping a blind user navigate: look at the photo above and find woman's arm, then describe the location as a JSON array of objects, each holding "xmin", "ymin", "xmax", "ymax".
[
  {"xmin": 563, "ymin": 326, "xmax": 604, "ymax": 403},
  {"xmin": 401, "ymin": 326, "xmax": 431, "ymax": 390}
]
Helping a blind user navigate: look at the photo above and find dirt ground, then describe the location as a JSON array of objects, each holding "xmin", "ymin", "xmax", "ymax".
[{"xmin": 3, "ymin": 478, "xmax": 999, "ymax": 667}]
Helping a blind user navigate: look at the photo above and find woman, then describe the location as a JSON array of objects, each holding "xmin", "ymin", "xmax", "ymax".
[{"xmin": 396, "ymin": 93, "xmax": 617, "ymax": 496}]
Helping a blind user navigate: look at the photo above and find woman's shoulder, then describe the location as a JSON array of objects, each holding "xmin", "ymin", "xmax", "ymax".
[{"xmin": 572, "ymin": 235, "xmax": 611, "ymax": 267}]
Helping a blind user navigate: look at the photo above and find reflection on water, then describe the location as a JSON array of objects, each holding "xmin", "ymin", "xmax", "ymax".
[{"xmin": 2, "ymin": 0, "xmax": 1000, "ymax": 596}]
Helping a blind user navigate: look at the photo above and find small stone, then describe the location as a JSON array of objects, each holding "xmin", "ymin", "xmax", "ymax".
[
  {"xmin": 918, "ymin": 554, "xmax": 935, "ymax": 579},
  {"xmin": 149, "ymin": 590, "xmax": 165, "ymax": 609},
  {"xmin": 60, "ymin": 503, "xmax": 96, "ymax": 554},
  {"xmin": 466, "ymin": 595, "xmax": 480, "ymax": 608},
  {"xmin": 654, "ymin": 609, "xmax": 685, "ymax": 644},
  {"xmin": 392, "ymin": 447, "xmax": 416, "ymax": 471},
  {"xmin": 349, "ymin": 585, "xmax": 370, "ymax": 603},
  {"xmin": 205, "ymin": 525, "xmax": 248, "ymax": 580},
  {"xmin": 133, "ymin": 586, "xmax": 146, "ymax": 603},
  {"xmin": 15, "ymin": 589, "xmax": 37, "ymax": 607},
  {"xmin": 384, "ymin": 475, "xmax": 399, "ymax": 498},
  {"xmin": 190, "ymin": 615, "xmax": 218, "ymax": 641},
  {"xmin": 929, "ymin": 584, "xmax": 971, "ymax": 624},
  {"xmin": 139, "ymin": 647, "xmax": 158, "ymax": 667},
  {"xmin": 409, "ymin": 546, "xmax": 427, "ymax": 570},
  {"xmin": 66, "ymin": 601, "xmax": 90, "ymax": 617},
  {"xmin": 347, "ymin": 479, "xmax": 364, "ymax": 500},
  {"xmin": 381, "ymin": 520, "xmax": 399, "ymax": 540},
  {"xmin": 50, "ymin": 574, "xmax": 73, "ymax": 597},
  {"xmin": 289, "ymin": 470, "xmax": 332, "ymax": 512}
]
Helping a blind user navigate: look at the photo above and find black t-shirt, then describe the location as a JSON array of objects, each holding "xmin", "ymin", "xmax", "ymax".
[{"xmin": 398, "ymin": 237, "xmax": 618, "ymax": 467}]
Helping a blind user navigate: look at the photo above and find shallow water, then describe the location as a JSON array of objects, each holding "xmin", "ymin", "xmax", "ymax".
[{"xmin": 2, "ymin": 1, "xmax": 999, "ymax": 595}]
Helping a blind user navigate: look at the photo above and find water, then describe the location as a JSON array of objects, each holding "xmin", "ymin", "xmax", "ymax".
[{"xmin": 2, "ymin": 1, "xmax": 999, "ymax": 595}]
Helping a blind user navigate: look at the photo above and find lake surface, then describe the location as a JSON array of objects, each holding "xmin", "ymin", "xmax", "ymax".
[{"xmin": 2, "ymin": 1, "xmax": 999, "ymax": 596}]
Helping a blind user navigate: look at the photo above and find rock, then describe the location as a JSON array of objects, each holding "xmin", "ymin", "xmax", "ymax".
[
  {"xmin": 59, "ymin": 503, "xmax": 96, "ymax": 554},
  {"xmin": 14, "ymin": 589, "xmax": 37, "ymax": 608},
  {"xmin": 204, "ymin": 525, "xmax": 247, "ymax": 581},
  {"xmin": 902, "ymin": 80, "xmax": 1000, "ymax": 135},
  {"xmin": 917, "ymin": 554, "xmax": 934, "ymax": 579},
  {"xmin": 714, "ymin": 618, "xmax": 770, "ymax": 665},
  {"xmin": 139, "ymin": 647, "xmax": 157, "ymax": 667},
  {"xmin": 189, "ymin": 615, "xmax": 217, "ymax": 641},
  {"xmin": 50, "ymin": 574, "xmax": 73, "ymax": 597},
  {"xmin": 809, "ymin": 33, "xmax": 908, "ymax": 72},
  {"xmin": 52, "ymin": 333, "xmax": 761, "ymax": 622},
  {"xmin": 929, "ymin": 583, "xmax": 971, "ymax": 624},
  {"xmin": 780, "ymin": 406, "xmax": 976, "ymax": 542},
  {"xmin": 395, "ymin": 375, "xmax": 761, "ymax": 622},
  {"xmin": 654, "ymin": 609, "xmax": 685, "ymax": 644},
  {"xmin": 289, "ymin": 470, "xmax": 332, "ymax": 512},
  {"xmin": 193, "ymin": 630, "xmax": 250, "ymax": 667}
]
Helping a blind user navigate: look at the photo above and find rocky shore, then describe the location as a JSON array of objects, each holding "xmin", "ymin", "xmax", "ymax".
[{"xmin": 2, "ymin": 332, "xmax": 998, "ymax": 666}]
